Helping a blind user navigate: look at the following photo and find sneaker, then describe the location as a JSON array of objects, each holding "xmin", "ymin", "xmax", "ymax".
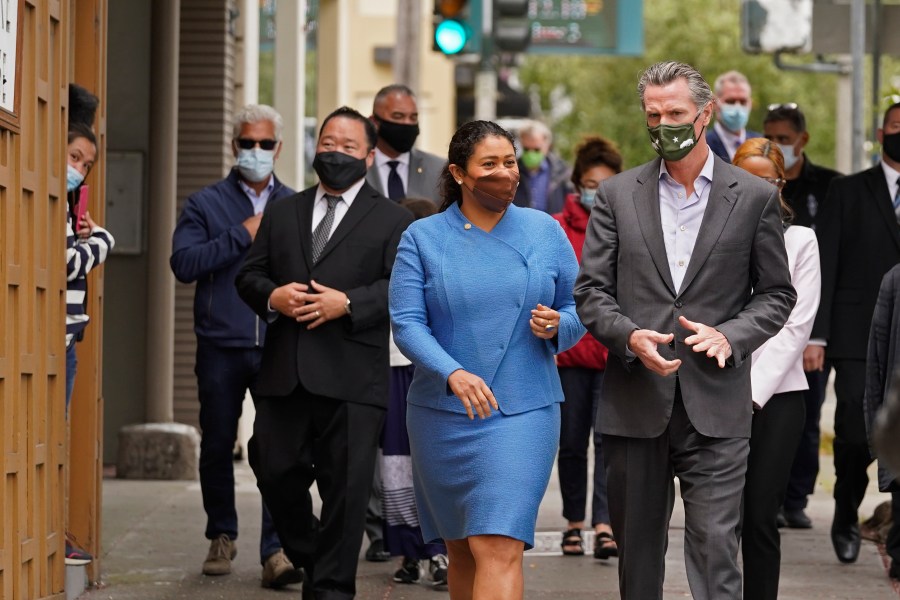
[
  {"xmin": 202, "ymin": 534, "xmax": 236, "ymax": 576},
  {"xmin": 64, "ymin": 541, "xmax": 92, "ymax": 566},
  {"xmin": 428, "ymin": 553, "xmax": 448, "ymax": 587},
  {"xmin": 261, "ymin": 549, "xmax": 304, "ymax": 588},
  {"xmin": 392, "ymin": 557, "xmax": 420, "ymax": 584}
]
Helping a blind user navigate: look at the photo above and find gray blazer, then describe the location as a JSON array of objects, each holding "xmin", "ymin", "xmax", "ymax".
[
  {"xmin": 366, "ymin": 148, "xmax": 446, "ymax": 204},
  {"xmin": 864, "ymin": 265, "xmax": 900, "ymax": 491},
  {"xmin": 574, "ymin": 155, "xmax": 796, "ymax": 439}
]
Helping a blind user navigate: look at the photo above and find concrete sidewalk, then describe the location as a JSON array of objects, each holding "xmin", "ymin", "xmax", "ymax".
[{"xmin": 81, "ymin": 450, "xmax": 899, "ymax": 600}]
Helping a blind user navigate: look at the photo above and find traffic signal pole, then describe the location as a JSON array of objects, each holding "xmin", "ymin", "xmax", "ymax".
[{"xmin": 475, "ymin": 0, "xmax": 497, "ymax": 120}]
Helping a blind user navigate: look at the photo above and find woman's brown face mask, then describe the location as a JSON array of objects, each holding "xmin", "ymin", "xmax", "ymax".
[{"xmin": 465, "ymin": 169, "xmax": 520, "ymax": 213}]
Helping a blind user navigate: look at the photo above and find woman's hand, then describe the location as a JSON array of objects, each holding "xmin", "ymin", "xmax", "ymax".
[
  {"xmin": 530, "ymin": 303, "xmax": 560, "ymax": 339},
  {"xmin": 447, "ymin": 369, "xmax": 499, "ymax": 420},
  {"xmin": 76, "ymin": 211, "xmax": 97, "ymax": 239}
]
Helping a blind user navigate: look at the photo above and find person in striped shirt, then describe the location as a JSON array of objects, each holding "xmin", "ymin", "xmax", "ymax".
[{"xmin": 65, "ymin": 122, "xmax": 114, "ymax": 410}]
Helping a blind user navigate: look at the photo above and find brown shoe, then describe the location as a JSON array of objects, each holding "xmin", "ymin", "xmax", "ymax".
[
  {"xmin": 202, "ymin": 534, "xmax": 236, "ymax": 576},
  {"xmin": 261, "ymin": 549, "xmax": 304, "ymax": 589}
]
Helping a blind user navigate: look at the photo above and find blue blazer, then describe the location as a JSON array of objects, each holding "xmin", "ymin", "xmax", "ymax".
[
  {"xmin": 389, "ymin": 202, "xmax": 585, "ymax": 415},
  {"xmin": 706, "ymin": 128, "xmax": 763, "ymax": 163}
]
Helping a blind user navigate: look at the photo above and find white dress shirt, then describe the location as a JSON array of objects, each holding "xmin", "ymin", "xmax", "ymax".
[
  {"xmin": 312, "ymin": 177, "xmax": 366, "ymax": 237},
  {"xmin": 751, "ymin": 225, "xmax": 821, "ymax": 408},
  {"xmin": 881, "ymin": 160, "xmax": 900, "ymax": 202},
  {"xmin": 374, "ymin": 147, "xmax": 409, "ymax": 195}
]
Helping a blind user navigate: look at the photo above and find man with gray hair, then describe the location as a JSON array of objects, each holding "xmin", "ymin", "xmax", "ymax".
[
  {"xmin": 170, "ymin": 104, "xmax": 302, "ymax": 588},
  {"xmin": 575, "ymin": 61, "xmax": 795, "ymax": 599},
  {"xmin": 707, "ymin": 70, "xmax": 762, "ymax": 163},
  {"xmin": 514, "ymin": 119, "xmax": 572, "ymax": 214}
]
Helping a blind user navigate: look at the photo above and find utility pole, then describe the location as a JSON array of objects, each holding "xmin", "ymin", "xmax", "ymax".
[
  {"xmin": 475, "ymin": 0, "xmax": 496, "ymax": 120},
  {"xmin": 394, "ymin": 0, "xmax": 421, "ymax": 90},
  {"xmin": 850, "ymin": 0, "xmax": 865, "ymax": 172}
]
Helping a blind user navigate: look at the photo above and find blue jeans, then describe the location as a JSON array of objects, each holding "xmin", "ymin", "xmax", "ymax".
[
  {"xmin": 195, "ymin": 339, "xmax": 280, "ymax": 563},
  {"xmin": 557, "ymin": 367, "xmax": 609, "ymax": 526},
  {"xmin": 65, "ymin": 342, "xmax": 78, "ymax": 413}
]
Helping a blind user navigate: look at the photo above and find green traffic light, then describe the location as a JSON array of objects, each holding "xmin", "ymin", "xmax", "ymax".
[{"xmin": 435, "ymin": 19, "xmax": 468, "ymax": 55}]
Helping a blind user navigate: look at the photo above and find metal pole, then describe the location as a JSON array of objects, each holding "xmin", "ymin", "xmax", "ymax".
[
  {"xmin": 850, "ymin": 0, "xmax": 866, "ymax": 172},
  {"xmin": 475, "ymin": 0, "xmax": 496, "ymax": 121},
  {"xmin": 393, "ymin": 0, "xmax": 421, "ymax": 91}
]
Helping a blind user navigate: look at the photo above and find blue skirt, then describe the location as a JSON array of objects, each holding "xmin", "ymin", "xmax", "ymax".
[{"xmin": 407, "ymin": 401, "xmax": 560, "ymax": 550}]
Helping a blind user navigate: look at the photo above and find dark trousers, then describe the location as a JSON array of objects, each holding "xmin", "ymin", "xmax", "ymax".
[
  {"xmin": 783, "ymin": 366, "xmax": 830, "ymax": 511},
  {"xmin": 250, "ymin": 385, "xmax": 385, "ymax": 600},
  {"xmin": 603, "ymin": 391, "xmax": 749, "ymax": 600},
  {"xmin": 741, "ymin": 391, "xmax": 805, "ymax": 600},
  {"xmin": 557, "ymin": 367, "xmax": 609, "ymax": 526},
  {"xmin": 831, "ymin": 359, "xmax": 875, "ymax": 528},
  {"xmin": 195, "ymin": 340, "xmax": 280, "ymax": 562}
]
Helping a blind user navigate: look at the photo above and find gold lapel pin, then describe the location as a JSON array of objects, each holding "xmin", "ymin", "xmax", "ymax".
[{"xmin": 416, "ymin": 167, "xmax": 423, "ymax": 173}]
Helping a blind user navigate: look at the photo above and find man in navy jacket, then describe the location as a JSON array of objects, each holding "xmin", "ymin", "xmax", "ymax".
[{"xmin": 170, "ymin": 104, "xmax": 301, "ymax": 588}]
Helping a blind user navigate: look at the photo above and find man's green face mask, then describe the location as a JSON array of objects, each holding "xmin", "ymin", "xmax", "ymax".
[{"xmin": 647, "ymin": 105, "xmax": 707, "ymax": 162}]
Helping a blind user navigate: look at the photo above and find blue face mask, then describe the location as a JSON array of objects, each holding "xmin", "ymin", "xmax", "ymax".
[
  {"xmin": 719, "ymin": 103, "xmax": 750, "ymax": 133},
  {"xmin": 236, "ymin": 148, "xmax": 275, "ymax": 183},
  {"xmin": 580, "ymin": 189, "xmax": 596, "ymax": 210},
  {"xmin": 67, "ymin": 164, "xmax": 85, "ymax": 192}
]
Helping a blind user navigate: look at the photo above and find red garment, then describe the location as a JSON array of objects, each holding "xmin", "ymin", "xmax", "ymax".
[{"xmin": 554, "ymin": 193, "xmax": 608, "ymax": 370}]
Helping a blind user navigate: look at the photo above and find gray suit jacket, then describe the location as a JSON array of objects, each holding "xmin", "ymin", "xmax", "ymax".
[
  {"xmin": 366, "ymin": 148, "xmax": 446, "ymax": 204},
  {"xmin": 574, "ymin": 155, "xmax": 796, "ymax": 439}
]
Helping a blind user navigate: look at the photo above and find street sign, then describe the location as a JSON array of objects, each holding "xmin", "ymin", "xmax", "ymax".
[{"xmin": 525, "ymin": 0, "xmax": 642, "ymax": 56}]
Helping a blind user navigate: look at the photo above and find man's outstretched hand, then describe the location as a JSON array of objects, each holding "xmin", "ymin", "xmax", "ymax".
[
  {"xmin": 628, "ymin": 329, "xmax": 682, "ymax": 376},
  {"xmin": 680, "ymin": 315, "xmax": 732, "ymax": 368}
]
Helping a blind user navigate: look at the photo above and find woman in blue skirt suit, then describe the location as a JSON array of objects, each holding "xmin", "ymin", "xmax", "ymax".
[{"xmin": 389, "ymin": 120, "xmax": 584, "ymax": 599}]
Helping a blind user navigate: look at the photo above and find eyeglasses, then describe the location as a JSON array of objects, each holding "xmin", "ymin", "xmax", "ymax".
[
  {"xmin": 235, "ymin": 138, "xmax": 278, "ymax": 150},
  {"xmin": 764, "ymin": 177, "xmax": 786, "ymax": 188},
  {"xmin": 766, "ymin": 102, "xmax": 799, "ymax": 112}
]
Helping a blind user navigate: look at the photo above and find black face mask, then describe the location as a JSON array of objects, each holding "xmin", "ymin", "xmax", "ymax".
[
  {"xmin": 884, "ymin": 131, "xmax": 900, "ymax": 163},
  {"xmin": 312, "ymin": 151, "xmax": 368, "ymax": 191},
  {"xmin": 375, "ymin": 117, "xmax": 419, "ymax": 154}
]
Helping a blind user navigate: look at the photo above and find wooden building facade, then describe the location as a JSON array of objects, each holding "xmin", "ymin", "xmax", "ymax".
[{"xmin": 0, "ymin": 0, "xmax": 108, "ymax": 597}]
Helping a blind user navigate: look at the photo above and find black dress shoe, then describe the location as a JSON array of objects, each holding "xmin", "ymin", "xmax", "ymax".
[
  {"xmin": 831, "ymin": 522, "xmax": 861, "ymax": 563},
  {"xmin": 783, "ymin": 508, "xmax": 813, "ymax": 529},
  {"xmin": 365, "ymin": 540, "xmax": 391, "ymax": 562},
  {"xmin": 776, "ymin": 508, "xmax": 787, "ymax": 529}
]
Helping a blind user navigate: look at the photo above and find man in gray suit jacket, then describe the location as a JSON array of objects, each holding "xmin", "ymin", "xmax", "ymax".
[
  {"xmin": 574, "ymin": 61, "xmax": 796, "ymax": 599},
  {"xmin": 366, "ymin": 84, "xmax": 446, "ymax": 205},
  {"xmin": 362, "ymin": 84, "xmax": 446, "ymax": 561}
]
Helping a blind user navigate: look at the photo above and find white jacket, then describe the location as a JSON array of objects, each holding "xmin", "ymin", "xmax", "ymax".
[{"xmin": 751, "ymin": 225, "xmax": 821, "ymax": 408}]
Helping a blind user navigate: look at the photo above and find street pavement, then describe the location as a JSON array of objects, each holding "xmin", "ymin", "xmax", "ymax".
[{"xmin": 82, "ymin": 384, "xmax": 900, "ymax": 599}]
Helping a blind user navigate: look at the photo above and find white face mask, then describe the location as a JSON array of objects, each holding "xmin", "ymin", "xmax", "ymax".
[
  {"xmin": 236, "ymin": 148, "xmax": 275, "ymax": 183},
  {"xmin": 778, "ymin": 142, "xmax": 800, "ymax": 171}
]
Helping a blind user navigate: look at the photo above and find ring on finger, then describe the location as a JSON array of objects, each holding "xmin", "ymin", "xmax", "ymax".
[{"xmin": 315, "ymin": 309, "xmax": 320, "ymax": 317}]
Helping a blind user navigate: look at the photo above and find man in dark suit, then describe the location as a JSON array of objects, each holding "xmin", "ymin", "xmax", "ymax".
[
  {"xmin": 575, "ymin": 61, "xmax": 795, "ymax": 599},
  {"xmin": 763, "ymin": 103, "xmax": 841, "ymax": 529},
  {"xmin": 812, "ymin": 102, "xmax": 900, "ymax": 564},
  {"xmin": 706, "ymin": 70, "xmax": 762, "ymax": 163},
  {"xmin": 365, "ymin": 84, "xmax": 445, "ymax": 205},
  {"xmin": 236, "ymin": 106, "xmax": 414, "ymax": 599}
]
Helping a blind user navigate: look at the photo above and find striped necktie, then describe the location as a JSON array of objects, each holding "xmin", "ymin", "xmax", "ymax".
[
  {"xmin": 893, "ymin": 177, "xmax": 900, "ymax": 224},
  {"xmin": 312, "ymin": 194, "xmax": 340, "ymax": 262}
]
